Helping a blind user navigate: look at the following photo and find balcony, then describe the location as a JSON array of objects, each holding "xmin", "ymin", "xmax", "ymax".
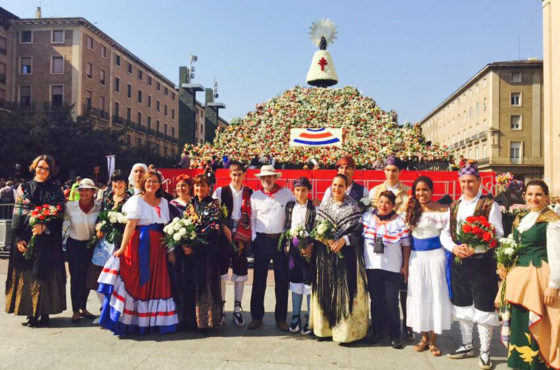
[
  {"xmin": 476, "ymin": 132, "xmax": 487, "ymax": 140},
  {"xmin": 112, "ymin": 115, "xmax": 124, "ymax": 126},
  {"xmin": 459, "ymin": 140, "xmax": 465, "ymax": 147},
  {"xmin": 82, "ymin": 105, "xmax": 109, "ymax": 120},
  {"xmin": 147, "ymin": 128, "xmax": 155, "ymax": 136},
  {"xmin": 137, "ymin": 125, "xmax": 146, "ymax": 132}
]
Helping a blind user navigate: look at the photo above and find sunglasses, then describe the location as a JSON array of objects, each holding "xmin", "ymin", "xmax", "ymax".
[{"xmin": 37, "ymin": 166, "xmax": 50, "ymax": 172}]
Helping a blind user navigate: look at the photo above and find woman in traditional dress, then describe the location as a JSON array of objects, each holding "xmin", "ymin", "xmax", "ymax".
[
  {"xmin": 404, "ymin": 176, "xmax": 452, "ymax": 356},
  {"xmin": 167, "ymin": 174, "xmax": 196, "ymax": 329},
  {"xmin": 177, "ymin": 174, "xmax": 223, "ymax": 329},
  {"xmin": 310, "ymin": 174, "xmax": 368, "ymax": 344},
  {"xmin": 128, "ymin": 163, "xmax": 148, "ymax": 195},
  {"xmin": 97, "ymin": 170, "xmax": 177, "ymax": 335},
  {"xmin": 499, "ymin": 180, "xmax": 560, "ymax": 369},
  {"xmin": 5, "ymin": 155, "xmax": 66, "ymax": 327},
  {"xmin": 64, "ymin": 178, "xmax": 101, "ymax": 323},
  {"xmin": 85, "ymin": 170, "xmax": 131, "ymax": 307},
  {"xmin": 363, "ymin": 190, "xmax": 411, "ymax": 349}
]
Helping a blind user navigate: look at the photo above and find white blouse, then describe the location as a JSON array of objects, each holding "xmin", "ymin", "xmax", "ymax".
[
  {"xmin": 362, "ymin": 212, "xmax": 411, "ymax": 273},
  {"xmin": 411, "ymin": 211, "xmax": 448, "ymax": 239},
  {"xmin": 64, "ymin": 200, "xmax": 101, "ymax": 241},
  {"xmin": 122, "ymin": 195, "xmax": 170, "ymax": 225},
  {"xmin": 517, "ymin": 210, "xmax": 560, "ymax": 289}
]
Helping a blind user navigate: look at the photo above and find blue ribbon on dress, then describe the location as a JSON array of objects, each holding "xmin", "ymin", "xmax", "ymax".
[
  {"xmin": 411, "ymin": 236, "xmax": 441, "ymax": 251},
  {"xmin": 136, "ymin": 224, "xmax": 163, "ymax": 287},
  {"xmin": 445, "ymin": 250, "xmax": 454, "ymax": 299}
]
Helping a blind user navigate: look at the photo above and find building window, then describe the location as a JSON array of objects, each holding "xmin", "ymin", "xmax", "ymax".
[
  {"xmin": 86, "ymin": 62, "xmax": 92, "ymax": 78},
  {"xmin": 51, "ymin": 30, "xmax": 64, "ymax": 43},
  {"xmin": 51, "ymin": 56, "xmax": 64, "ymax": 74},
  {"xmin": 171, "ymin": 92, "xmax": 175, "ymax": 100},
  {"xmin": 99, "ymin": 95, "xmax": 105, "ymax": 113},
  {"xmin": 164, "ymin": 87, "xmax": 168, "ymax": 96},
  {"xmin": 483, "ymin": 145, "xmax": 487, "ymax": 159},
  {"xmin": 114, "ymin": 101, "xmax": 120, "ymax": 117},
  {"xmin": 156, "ymin": 82, "xmax": 161, "ymax": 91},
  {"xmin": 137, "ymin": 138, "xmax": 142, "ymax": 146},
  {"xmin": 19, "ymin": 86, "xmax": 31, "ymax": 106},
  {"xmin": 100, "ymin": 69, "xmax": 106, "ymax": 85},
  {"xmin": 147, "ymin": 95, "xmax": 152, "ymax": 108},
  {"xmin": 138, "ymin": 70, "xmax": 143, "ymax": 80},
  {"xmin": 469, "ymin": 107, "xmax": 472, "ymax": 118},
  {"xmin": 164, "ymin": 146, "xmax": 168, "ymax": 156},
  {"xmin": 0, "ymin": 63, "xmax": 6, "ymax": 84},
  {"xmin": 156, "ymin": 120, "xmax": 160, "ymax": 132},
  {"xmin": 100, "ymin": 45, "xmax": 107, "ymax": 58},
  {"xmin": 164, "ymin": 105, "xmax": 168, "ymax": 116},
  {"xmin": 482, "ymin": 78, "xmax": 487, "ymax": 88},
  {"xmin": 20, "ymin": 30, "xmax": 32, "ymax": 43},
  {"xmin": 115, "ymin": 54, "xmax": 121, "ymax": 66},
  {"xmin": 51, "ymin": 85, "xmax": 63, "ymax": 106},
  {"xmin": 126, "ymin": 107, "xmax": 132, "ymax": 122},
  {"xmin": 115, "ymin": 77, "xmax": 120, "ymax": 92},
  {"xmin": 511, "ymin": 72, "xmax": 522, "ymax": 83},
  {"xmin": 0, "ymin": 36, "xmax": 6, "ymax": 55},
  {"xmin": 126, "ymin": 135, "xmax": 131, "ymax": 144},
  {"xmin": 510, "ymin": 115, "xmax": 522, "ymax": 130},
  {"xmin": 127, "ymin": 84, "xmax": 132, "ymax": 98},
  {"xmin": 147, "ymin": 76, "xmax": 152, "ymax": 86},
  {"xmin": 85, "ymin": 90, "xmax": 92, "ymax": 110},
  {"xmin": 137, "ymin": 90, "xmax": 142, "ymax": 103},
  {"xmin": 171, "ymin": 127, "xmax": 175, "ymax": 138},
  {"xmin": 164, "ymin": 124, "xmax": 168, "ymax": 135},
  {"xmin": 127, "ymin": 63, "xmax": 132, "ymax": 74},
  {"xmin": 20, "ymin": 57, "xmax": 32, "ymax": 74},
  {"xmin": 86, "ymin": 36, "xmax": 94, "ymax": 50},
  {"xmin": 510, "ymin": 142, "xmax": 522, "ymax": 164},
  {"xmin": 511, "ymin": 92, "xmax": 521, "ymax": 106},
  {"xmin": 147, "ymin": 116, "xmax": 151, "ymax": 129},
  {"xmin": 475, "ymin": 102, "xmax": 479, "ymax": 114},
  {"xmin": 156, "ymin": 100, "xmax": 160, "ymax": 112},
  {"xmin": 137, "ymin": 112, "xmax": 142, "ymax": 126},
  {"xmin": 171, "ymin": 109, "xmax": 175, "ymax": 119}
]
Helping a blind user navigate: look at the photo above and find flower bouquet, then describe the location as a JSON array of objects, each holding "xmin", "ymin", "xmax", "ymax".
[
  {"xmin": 359, "ymin": 196, "xmax": 372, "ymax": 213},
  {"xmin": 310, "ymin": 219, "xmax": 342, "ymax": 259},
  {"xmin": 507, "ymin": 204, "xmax": 529, "ymax": 216},
  {"xmin": 87, "ymin": 210, "xmax": 127, "ymax": 249},
  {"xmin": 278, "ymin": 225, "xmax": 312, "ymax": 261},
  {"xmin": 163, "ymin": 217, "xmax": 204, "ymax": 253},
  {"xmin": 495, "ymin": 233, "xmax": 522, "ymax": 311},
  {"xmin": 25, "ymin": 204, "xmax": 63, "ymax": 260},
  {"xmin": 455, "ymin": 215, "xmax": 498, "ymax": 264}
]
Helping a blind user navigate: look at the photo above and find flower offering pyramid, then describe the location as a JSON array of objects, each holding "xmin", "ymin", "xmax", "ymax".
[{"xmin": 186, "ymin": 85, "xmax": 451, "ymax": 169}]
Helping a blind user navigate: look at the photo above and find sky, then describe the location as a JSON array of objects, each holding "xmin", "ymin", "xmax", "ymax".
[{"xmin": 5, "ymin": 0, "xmax": 543, "ymax": 123}]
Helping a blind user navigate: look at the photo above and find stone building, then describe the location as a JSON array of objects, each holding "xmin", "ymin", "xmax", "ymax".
[
  {"xmin": 420, "ymin": 60, "xmax": 544, "ymax": 181},
  {"xmin": 1, "ymin": 7, "xmax": 179, "ymax": 157}
]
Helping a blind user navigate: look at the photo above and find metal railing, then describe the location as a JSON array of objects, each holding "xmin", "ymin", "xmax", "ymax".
[{"xmin": 0, "ymin": 203, "xmax": 14, "ymax": 220}]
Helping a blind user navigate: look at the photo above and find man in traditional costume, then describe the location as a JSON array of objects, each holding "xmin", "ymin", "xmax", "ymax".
[{"xmin": 440, "ymin": 163, "xmax": 503, "ymax": 369}]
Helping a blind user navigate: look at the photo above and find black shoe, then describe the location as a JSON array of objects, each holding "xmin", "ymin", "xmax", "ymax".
[
  {"xmin": 22, "ymin": 316, "xmax": 39, "ymax": 327},
  {"xmin": 301, "ymin": 321, "xmax": 312, "ymax": 335},
  {"xmin": 391, "ymin": 337, "xmax": 403, "ymax": 349},
  {"xmin": 478, "ymin": 352, "xmax": 492, "ymax": 369},
  {"xmin": 289, "ymin": 316, "xmax": 301, "ymax": 333},
  {"xmin": 38, "ymin": 315, "xmax": 50, "ymax": 327},
  {"xmin": 447, "ymin": 344, "xmax": 475, "ymax": 359},
  {"xmin": 403, "ymin": 327, "xmax": 414, "ymax": 341},
  {"xmin": 233, "ymin": 301, "xmax": 245, "ymax": 326}
]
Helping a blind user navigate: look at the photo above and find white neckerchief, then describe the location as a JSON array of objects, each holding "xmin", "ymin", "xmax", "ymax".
[{"xmin": 517, "ymin": 208, "xmax": 546, "ymax": 234}]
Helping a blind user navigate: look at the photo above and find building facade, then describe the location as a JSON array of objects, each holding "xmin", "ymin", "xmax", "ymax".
[
  {"xmin": 542, "ymin": 0, "xmax": 560, "ymax": 195},
  {"xmin": 420, "ymin": 60, "xmax": 544, "ymax": 181},
  {"xmin": 2, "ymin": 9, "xmax": 179, "ymax": 157}
]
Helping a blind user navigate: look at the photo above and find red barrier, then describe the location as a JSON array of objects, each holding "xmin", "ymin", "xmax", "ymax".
[{"xmin": 159, "ymin": 168, "xmax": 496, "ymax": 202}]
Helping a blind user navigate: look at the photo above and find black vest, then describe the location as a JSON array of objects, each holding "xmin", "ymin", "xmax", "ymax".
[{"xmin": 285, "ymin": 200, "xmax": 316, "ymax": 232}]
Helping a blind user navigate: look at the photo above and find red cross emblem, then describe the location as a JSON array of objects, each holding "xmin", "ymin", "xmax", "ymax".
[{"xmin": 318, "ymin": 57, "xmax": 327, "ymax": 71}]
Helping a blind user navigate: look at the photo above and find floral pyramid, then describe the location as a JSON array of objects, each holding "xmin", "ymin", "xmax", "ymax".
[{"xmin": 186, "ymin": 86, "xmax": 451, "ymax": 169}]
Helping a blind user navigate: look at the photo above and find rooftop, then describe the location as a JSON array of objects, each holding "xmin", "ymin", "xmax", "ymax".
[{"xmin": 420, "ymin": 59, "xmax": 543, "ymax": 124}]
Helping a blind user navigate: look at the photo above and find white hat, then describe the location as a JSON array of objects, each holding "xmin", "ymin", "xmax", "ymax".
[
  {"xmin": 77, "ymin": 178, "xmax": 97, "ymax": 190},
  {"xmin": 255, "ymin": 165, "xmax": 281, "ymax": 178}
]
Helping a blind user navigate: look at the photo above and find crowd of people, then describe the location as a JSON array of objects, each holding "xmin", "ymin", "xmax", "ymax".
[
  {"xmin": 182, "ymin": 86, "xmax": 452, "ymax": 170},
  {"xmin": 4, "ymin": 153, "xmax": 560, "ymax": 370}
]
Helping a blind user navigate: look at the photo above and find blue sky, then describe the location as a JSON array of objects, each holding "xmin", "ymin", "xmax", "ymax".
[{"xmin": 6, "ymin": 0, "xmax": 543, "ymax": 123}]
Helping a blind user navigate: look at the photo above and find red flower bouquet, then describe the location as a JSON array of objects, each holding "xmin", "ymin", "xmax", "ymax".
[
  {"xmin": 455, "ymin": 215, "xmax": 498, "ymax": 263},
  {"xmin": 24, "ymin": 204, "xmax": 63, "ymax": 260}
]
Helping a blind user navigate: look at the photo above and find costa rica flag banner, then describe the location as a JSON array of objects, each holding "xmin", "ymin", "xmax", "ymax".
[{"xmin": 289, "ymin": 128, "xmax": 342, "ymax": 147}]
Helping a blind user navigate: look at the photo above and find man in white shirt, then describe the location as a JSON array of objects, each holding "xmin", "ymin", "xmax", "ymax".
[
  {"xmin": 320, "ymin": 155, "xmax": 368, "ymax": 205},
  {"xmin": 248, "ymin": 165, "xmax": 295, "ymax": 331},
  {"xmin": 212, "ymin": 162, "xmax": 252, "ymax": 327},
  {"xmin": 440, "ymin": 163, "xmax": 503, "ymax": 370}
]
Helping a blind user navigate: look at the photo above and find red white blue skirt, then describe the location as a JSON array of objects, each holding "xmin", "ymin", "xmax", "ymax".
[{"xmin": 97, "ymin": 224, "xmax": 178, "ymax": 335}]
